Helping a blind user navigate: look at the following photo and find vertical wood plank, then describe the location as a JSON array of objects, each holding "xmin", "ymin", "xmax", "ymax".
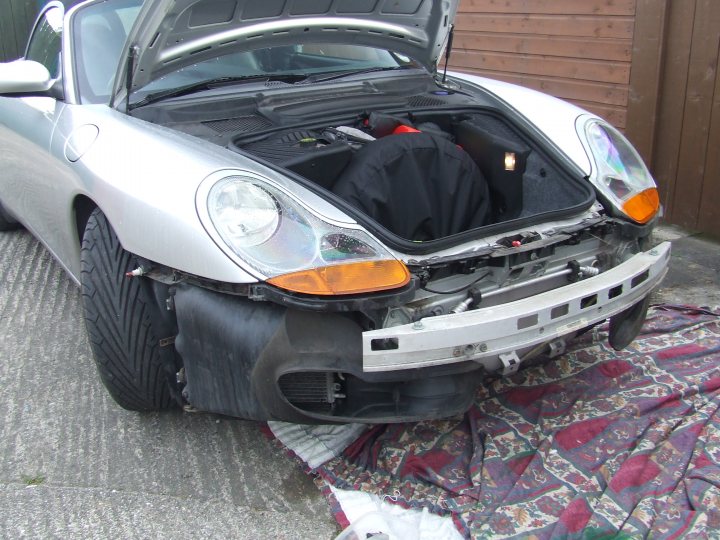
[
  {"xmin": 451, "ymin": 0, "xmax": 637, "ymax": 131},
  {"xmin": 671, "ymin": 0, "xmax": 720, "ymax": 229},
  {"xmin": 649, "ymin": 1, "xmax": 696, "ymax": 217},
  {"xmin": 0, "ymin": 0, "xmax": 40, "ymax": 62},
  {"xmin": 13, "ymin": 0, "xmax": 27, "ymax": 55},
  {"xmin": 696, "ymin": 26, "xmax": 720, "ymax": 237},
  {"xmin": 625, "ymin": 0, "xmax": 668, "ymax": 165},
  {"xmin": 0, "ymin": 0, "xmax": 20, "ymax": 62}
]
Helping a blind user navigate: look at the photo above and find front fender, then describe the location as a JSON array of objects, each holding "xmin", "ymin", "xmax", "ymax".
[
  {"xmin": 58, "ymin": 105, "xmax": 367, "ymax": 284},
  {"xmin": 53, "ymin": 103, "xmax": 329, "ymax": 283}
]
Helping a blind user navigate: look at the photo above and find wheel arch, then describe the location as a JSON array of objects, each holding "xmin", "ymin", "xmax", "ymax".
[
  {"xmin": 73, "ymin": 194, "xmax": 98, "ymax": 252},
  {"xmin": 80, "ymin": 206, "xmax": 182, "ymax": 410},
  {"xmin": 0, "ymin": 198, "xmax": 21, "ymax": 230}
]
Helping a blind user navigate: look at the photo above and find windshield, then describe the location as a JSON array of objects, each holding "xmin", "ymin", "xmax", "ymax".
[
  {"xmin": 72, "ymin": 0, "xmax": 143, "ymax": 103},
  {"xmin": 131, "ymin": 44, "xmax": 418, "ymax": 101},
  {"xmin": 72, "ymin": 1, "xmax": 421, "ymax": 105}
]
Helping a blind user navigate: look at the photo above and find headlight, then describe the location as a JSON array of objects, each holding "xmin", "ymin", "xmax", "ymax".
[
  {"xmin": 582, "ymin": 118, "xmax": 660, "ymax": 224},
  {"xmin": 208, "ymin": 180, "xmax": 280, "ymax": 247},
  {"xmin": 198, "ymin": 172, "xmax": 410, "ymax": 295}
]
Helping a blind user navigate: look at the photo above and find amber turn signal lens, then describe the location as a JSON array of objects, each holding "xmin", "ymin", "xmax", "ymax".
[
  {"xmin": 267, "ymin": 260, "xmax": 410, "ymax": 296},
  {"xmin": 622, "ymin": 188, "xmax": 660, "ymax": 224}
]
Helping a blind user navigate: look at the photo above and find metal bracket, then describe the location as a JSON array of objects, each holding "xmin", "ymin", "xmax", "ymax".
[
  {"xmin": 499, "ymin": 351, "xmax": 521, "ymax": 376},
  {"xmin": 547, "ymin": 339, "xmax": 566, "ymax": 358}
]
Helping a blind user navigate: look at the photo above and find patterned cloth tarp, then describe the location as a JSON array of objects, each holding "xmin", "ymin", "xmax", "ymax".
[{"xmin": 271, "ymin": 306, "xmax": 720, "ymax": 539}]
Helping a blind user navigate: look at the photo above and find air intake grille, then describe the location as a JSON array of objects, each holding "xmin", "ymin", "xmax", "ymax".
[
  {"xmin": 278, "ymin": 372, "xmax": 337, "ymax": 414},
  {"xmin": 407, "ymin": 94, "xmax": 446, "ymax": 108},
  {"xmin": 202, "ymin": 115, "xmax": 272, "ymax": 134},
  {"xmin": 264, "ymin": 80, "xmax": 294, "ymax": 88}
]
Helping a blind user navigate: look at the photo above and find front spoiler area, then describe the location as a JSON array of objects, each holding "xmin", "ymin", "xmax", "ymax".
[
  {"xmin": 174, "ymin": 283, "xmax": 484, "ymax": 423},
  {"xmin": 363, "ymin": 242, "xmax": 671, "ymax": 373}
]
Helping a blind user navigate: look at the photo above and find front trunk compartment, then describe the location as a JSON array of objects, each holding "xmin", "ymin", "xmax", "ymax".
[
  {"xmin": 232, "ymin": 109, "xmax": 594, "ymax": 245},
  {"xmin": 131, "ymin": 79, "xmax": 595, "ymax": 251}
]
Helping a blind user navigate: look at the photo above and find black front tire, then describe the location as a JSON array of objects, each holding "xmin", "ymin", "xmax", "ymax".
[
  {"xmin": 0, "ymin": 200, "xmax": 20, "ymax": 231},
  {"xmin": 80, "ymin": 208, "xmax": 178, "ymax": 411}
]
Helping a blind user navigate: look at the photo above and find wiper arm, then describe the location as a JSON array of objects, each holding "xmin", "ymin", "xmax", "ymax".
[
  {"xmin": 302, "ymin": 65, "xmax": 415, "ymax": 84},
  {"xmin": 128, "ymin": 74, "xmax": 306, "ymax": 110}
]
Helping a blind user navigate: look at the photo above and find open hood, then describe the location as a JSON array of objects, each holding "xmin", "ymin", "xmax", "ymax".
[{"xmin": 111, "ymin": 0, "xmax": 458, "ymax": 108}]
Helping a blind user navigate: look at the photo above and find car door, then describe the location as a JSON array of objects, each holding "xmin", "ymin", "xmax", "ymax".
[{"xmin": 0, "ymin": 2, "xmax": 78, "ymax": 266}]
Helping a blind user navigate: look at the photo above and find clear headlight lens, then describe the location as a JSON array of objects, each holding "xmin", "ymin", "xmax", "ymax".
[
  {"xmin": 583, "ymin": 119, "xmax": 660, "ymax": 224},
  {"xmin": 200, "ymin": 174, "xmax": 410, "ymax": 295},
  {"xmin": 209, "ymin": 180, "xmax": 280, "ymax": 247}
]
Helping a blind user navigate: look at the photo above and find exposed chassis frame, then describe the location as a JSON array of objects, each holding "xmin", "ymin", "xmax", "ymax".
[{"xmin": 363, "ymin": 242, "xmax": 671, "ymax": 372}]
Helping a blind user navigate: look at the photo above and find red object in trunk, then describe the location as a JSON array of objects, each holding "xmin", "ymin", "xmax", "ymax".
[{"xmin": 392, "ymin": 125, "xmax": 422, "ymax": 134}]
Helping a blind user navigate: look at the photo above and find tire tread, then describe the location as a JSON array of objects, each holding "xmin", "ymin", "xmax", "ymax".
[{"xmin": 80, "ymin": 209, "xmax": 172, "ymax": 411}]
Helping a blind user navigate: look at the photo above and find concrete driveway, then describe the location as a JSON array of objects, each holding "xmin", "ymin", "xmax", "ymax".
[{"xmin": 0, "ymin": 229, "xmax": 339, "ymax": 539}]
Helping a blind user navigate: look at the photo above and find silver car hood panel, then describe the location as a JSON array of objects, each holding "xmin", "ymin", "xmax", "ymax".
[{"xmin": 114, "ymin": 0, "xmax": 457, "ymax": 102}]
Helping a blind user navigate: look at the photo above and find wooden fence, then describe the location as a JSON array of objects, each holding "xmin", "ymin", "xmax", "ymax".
[
  {"xmin": 0, "ymin": 0, "xmax": 39, "ymax": 63},
  {"xmin": 452, "ymin": 0, "xmax": 719, "ymax": 237},
  {"xmin": 626, "ymin": 0, "xmax": 720, "ymax": 236},
  {"xmin": 449, "ymin": 0, "xmax": 636, "ymax": 129}
]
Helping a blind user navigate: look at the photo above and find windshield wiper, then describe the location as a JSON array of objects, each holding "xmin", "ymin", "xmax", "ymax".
[
  {"xmin": 128, "ymin": 74, "xmax": 306, "ymax": 110},
  {"xmin": 302, "ymin": 65, "xmax": 416, "ymax": 84},
  {"xmin": 128, "ymin": 66, "xmax": 416, "ymax": 110}
]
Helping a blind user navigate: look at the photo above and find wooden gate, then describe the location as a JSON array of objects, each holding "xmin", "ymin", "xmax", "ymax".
[{"xmin": 626, "ymin": 0, "xmax": 720, "ymax": 237}]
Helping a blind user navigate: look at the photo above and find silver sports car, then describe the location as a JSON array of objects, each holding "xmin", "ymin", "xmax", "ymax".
[{"xmin": 0, "ymin": 0, "xmax": 669, "ymax": 423}]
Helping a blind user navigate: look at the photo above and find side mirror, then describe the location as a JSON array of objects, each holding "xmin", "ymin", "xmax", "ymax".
[{"xmin": 0, "ymin": 60, "xmax": 54, "ymax": 95}]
